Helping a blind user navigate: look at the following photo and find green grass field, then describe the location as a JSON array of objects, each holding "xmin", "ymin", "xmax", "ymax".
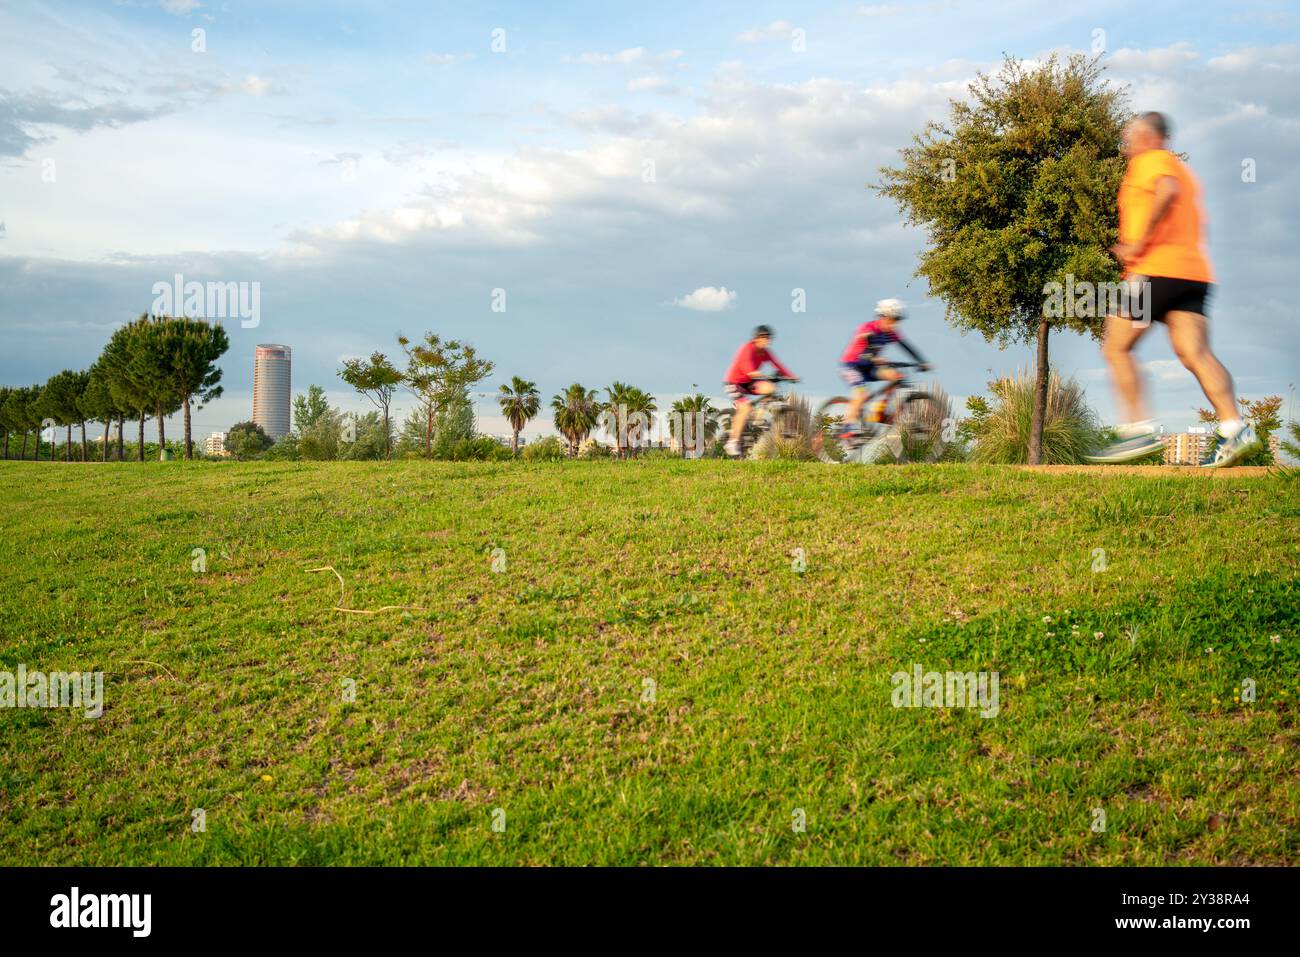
[{"xmin": 1, "ymin": 460, "xmax": 1296, "ymax": 865}]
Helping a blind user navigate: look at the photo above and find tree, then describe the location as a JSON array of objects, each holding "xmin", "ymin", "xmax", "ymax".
[
  {"xmin": 101, "ymin": 318, "xmax": 155, "ymax": 462},
  {"xmin": 80, "ymin": 363, "xmax": 120, "ymax": 462},
  {"xmin": 497, "ymin": 376, "xmax": 541, "ymax": 457},
  {"xmin": 14, "ymin": 385, "xmax": 42, "ymax": 460},
  {"xmin": 0, "ymin": 386, "xmax": 11, "ymax": 460},
  {"xmin": 668, "ymin": 394, "xmax": 720, "ymax": 457},
  {"xmin": 122, "ymin": 315, "xmax": 183, "ymax": 460},
  {"xmin": 140, "ymin": 316, "xmax": 228, "ymax": 459},
  {"xmin": 878, "ymin": 54, "xmax": 1127, "ymax": 464},
  {"xmin": 293, "ymin": 385, "xmax": 333, "ymax": 437},
  {"xmin": 551, "ymin": 383, "xmax": 601, "ymax": 455},
  {"xmin": 39, "ymin": 370, "xmax": 85, "ymax": 462},
  {"xmin": 339, "ymin": 352, "xmax": 403, "ymax": 459},
  {"xmin": 397, "ymin": 333, "xmax": 494, "ymax": 456},
  {"xmin": 225, "ymin": 420, "xmax": 273, "ymax": 460},
  {"xmin": 600, "ymin": 382, "xmax": 656, "ymax": 457}
]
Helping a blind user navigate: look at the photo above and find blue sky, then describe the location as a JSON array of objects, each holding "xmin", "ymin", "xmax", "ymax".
[{"xmin": 1, "ymin": 0, "xmax": 1297, "ymax": 442}]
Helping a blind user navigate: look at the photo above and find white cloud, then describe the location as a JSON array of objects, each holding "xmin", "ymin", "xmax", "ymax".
[
  {"xmin": 1107, "ymin": 43, "xmax": 1199, "ymax": 73},
  {"xmin": 673, "ymin": 286, "xmax": 737, "ymax": 311},
  {"xmin": 628, "ymin": 76, "xmax": 672, "ymax": 93},
  {"xmin": 737, "ymin": 21, "xmax": 794, "ymax": 44},
  {"xmin": 422, "ymin": 52, "xmax": 474, "ymax": 65},
  {"xmin": 161, "ymin": 0, "xmax": 201, "ymax": 14},
  {"xmin": 240, "ymin": 75, "xmax": 270, "ymax": 97},
  {"xmin": 570, "ymin": 48, "xmax": 646, "ymax": 65}
]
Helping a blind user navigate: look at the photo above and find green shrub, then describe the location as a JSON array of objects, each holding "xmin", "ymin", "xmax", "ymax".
[
  {"xmin": 966, "ymin": 369, "xmax": 1103, "ymax": 464},
  {"xmin": 577, "ymin": 438, "xmax": 613, "ymax": 459},
  {"xmin": 522, "ymin": 436, "xmax": 566, "ymax": 461}
]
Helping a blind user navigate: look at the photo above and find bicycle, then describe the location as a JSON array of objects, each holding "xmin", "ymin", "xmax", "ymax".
[
  {"xmin": 810, "ymin": 362, "xmax": 947, "ymax": 464},
  {"xmin": 726, "ymin": 374, "xmax": 803, "ymax": 459}
]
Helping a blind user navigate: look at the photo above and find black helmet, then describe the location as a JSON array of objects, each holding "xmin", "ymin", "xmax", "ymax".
[{"xmin": 753, "ymin": 324, "xmax": 774, "ymax": 340}]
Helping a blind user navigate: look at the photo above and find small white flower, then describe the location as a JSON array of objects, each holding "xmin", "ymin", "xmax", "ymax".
[
  {"xmin": 1043, "ymin": 616, "xmax": 1052, "ymax": 624},
  {"xmin": 1270, "ymin": 635, "xmax": 1280, "ymax": 644},
  {"xmin": 1094, "ymin": 631, "xmax": 1104, "ymax": 639}
]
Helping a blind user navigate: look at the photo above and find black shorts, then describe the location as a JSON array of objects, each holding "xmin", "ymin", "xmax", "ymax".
[
  {"xmin": 724, "ymin": 381, "xmax": 761, "ymax": 402},
  {"xmin": 1123, "ymin": 276, "xmax": 1212, "ymax": 324}
]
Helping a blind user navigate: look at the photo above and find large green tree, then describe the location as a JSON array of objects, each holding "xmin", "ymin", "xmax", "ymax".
[
  {"xmin": 551, "ymin": 383, "xmax": 601, "ymax": 456},
  {"xmin": 124, "ymin": 315, "xmax": 186, "ymax": 460},
  {"xmin": 101, "ymin": 319, "xmax": 154, "ymax": 462},
  {"xmin": 497, "ymin": 376, "xmax": 540, "ymax": 457},
  {"xmin": 339, "ymin": 352, "xmax": 403, "ymax": 459},
  {"xmin": 39, "ymin": 370, "xmax": 85, "ymax": 462},
  {"xmin": 135, "ymin": 316, "xmax": 228, "ymax": 459},
  {"xmin": 397, "ymin": 333, "xmax": 494, "ymax": 456},
  {"xmin": 668, "ymin": 393, "xmax": 720, "ymax": 457},
  {"xmin": 878, "ymin": 54, "xmax": 1127, "ymax": 464}
]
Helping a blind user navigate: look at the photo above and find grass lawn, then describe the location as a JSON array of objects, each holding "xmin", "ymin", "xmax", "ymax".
[{"xmin": 0, "ymin": 460, "xmax": 1296, "ymax": 865}]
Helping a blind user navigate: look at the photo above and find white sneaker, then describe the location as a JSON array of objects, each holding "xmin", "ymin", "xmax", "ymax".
[{"xmin": 724, "ymin": 439, "xmax": 741, "ymax": 458}]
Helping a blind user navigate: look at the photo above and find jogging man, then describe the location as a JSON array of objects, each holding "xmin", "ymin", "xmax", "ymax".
[
  {"xmin": 1086, "ymin": 112, "xmax": 1260, "ymax": 467},
  {"xmin": 837, "ymin": 298, "xmax": 929, "ymax": 434},
  {"xmin": 723, "ymin": 324, "xmax": 796, "ymax": 458}
]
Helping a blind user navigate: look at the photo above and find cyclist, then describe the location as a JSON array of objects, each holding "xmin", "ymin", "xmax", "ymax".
[
  {"xmin": 723, "ymin": 324, "xmax": 797, "ymax": 457},
  {"xmin": 837, "ymin": 298, "xmax": 930, "ymax": 435}
]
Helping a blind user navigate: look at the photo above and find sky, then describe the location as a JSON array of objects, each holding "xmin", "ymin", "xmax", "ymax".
[{"xmin": 1, "ymin": 0, "xmax": 1297, "ymax": 444}]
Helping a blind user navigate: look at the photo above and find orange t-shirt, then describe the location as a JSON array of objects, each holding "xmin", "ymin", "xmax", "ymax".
[{"xmin": 1118, "ymin": 148, "xmax": 1213, "ymax": 282}]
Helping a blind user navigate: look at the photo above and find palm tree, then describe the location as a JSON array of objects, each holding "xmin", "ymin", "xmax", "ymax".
[
  {"xmin": 602, "ymin": 382, "xmax": 658, "ymax": 457},
  {"xmin": 551, "ymin": 383, "xmax": 600, "ymax": 456},
  {"xmin": 497, "ymin": 376, "xmax": 540, "ymax": 457},
  {"xmin": 669, "ymin": 394, "xmax": 719, "ymax": 457}
]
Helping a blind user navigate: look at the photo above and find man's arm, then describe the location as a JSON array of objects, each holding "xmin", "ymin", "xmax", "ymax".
[
  {"xmin": 895, "ymin": 336, "xmax": 927, "ymax": 367},
  {"xmin": 766, "ymin": 351, "xmax": 795, "ymax": 379},
  {"xmin": 1113, "ymin": 174, "xmax": 1180, "ymax": 264}
]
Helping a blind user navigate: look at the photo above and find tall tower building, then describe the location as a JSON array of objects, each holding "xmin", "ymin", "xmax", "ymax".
[{"xmin": 252, "ymin": 344, "xmax": 292, "ymax": 439}]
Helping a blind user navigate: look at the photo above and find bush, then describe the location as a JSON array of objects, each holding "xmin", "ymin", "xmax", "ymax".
[
  {"xmin": 432, "ymin": 436, "xmax": 511, "ymax": 461},
  {"xmin": 965, "ymin": 369, "xmax": 1103, "ymax": 464},
  {"xmin": 522, "ymin": 436, "xmax": 566, "ymax": 461},
  {"xmin": 577, "ymin": 438, "xmax": 612, "ymax": 459}
]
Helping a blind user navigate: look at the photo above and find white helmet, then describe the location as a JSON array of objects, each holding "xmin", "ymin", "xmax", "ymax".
[{"xmin": 875, "ymin": 298, "xmax": 906, "ymax": 319}]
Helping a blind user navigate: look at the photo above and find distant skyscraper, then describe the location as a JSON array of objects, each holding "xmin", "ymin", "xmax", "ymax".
[{"xmin": 253, "ymin": 344, "xmax": 291, "ymax": 439}]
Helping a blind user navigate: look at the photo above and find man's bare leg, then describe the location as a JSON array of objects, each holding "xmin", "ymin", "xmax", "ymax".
[
  {"xmin": 1100, "ymin": 312, "xmax": 1154, "ymax": 424},
  {"xmin": 1165, "ymin": 311, "xmax": 1236, "ymax": 423}
]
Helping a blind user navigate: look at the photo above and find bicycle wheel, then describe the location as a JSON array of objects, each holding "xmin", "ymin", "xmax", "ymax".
[
  {"xmin": 892, "ymin": 392, "xmax": 947, "ymax": 463},
  {"xmin": 812, "ymin": 397, "xmax": 877, "ymax": 463}
]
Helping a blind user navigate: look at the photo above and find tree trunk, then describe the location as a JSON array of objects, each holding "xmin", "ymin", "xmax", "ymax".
[
  {"xmin": 65, "ymin": 424, "xmax": 72, "ymax": 462},
  {"xmin": 102, "ymin": 420, "xmax": 111, "ymax": 462},
  {"xmin": 80, "ymin": 420, "xmax": 88, "ymax": 461},
  {"xmin": 157, "ymin": 406, "xmax": 166, "ymax": 460},
  {"xmin": 116, "ymin": 417, "xmax": 124, "ymax": 461},
  {"xmin": 20, "ymin": 432, "xmax": 28, "ymax": 460},
  {"xmin": 511, "ymin": 427, "xmax": 519, "ymax": 457},
  {"xmin": 424, "ymin": 405, "xmax": 434, "ymax": 457},
  {"xmin": 1027, "ymin": 318, "xmax": 1050, "ymax": 466},
  {"xmin": 138, "ymin": 413, "xmax": 146, "ymax": 462},
  {"xmin": 2, "ymin": 430, "xmax": 8, "ymax": 460},
  {"xmin": 183, "ymin": 395, "xmax": 193, "ymax": 460},
  {"xmin": 383, "ymin": 407, "xmax": 391, "ymax": 459}
]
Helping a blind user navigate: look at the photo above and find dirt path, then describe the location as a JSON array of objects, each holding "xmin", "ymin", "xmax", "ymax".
[{"xmin": 1016, "ymin": 464, "xmax": 1275, "ymax": 477}]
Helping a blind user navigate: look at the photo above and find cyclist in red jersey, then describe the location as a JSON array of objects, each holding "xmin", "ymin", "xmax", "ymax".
[
  {"xmin": 837, "ymin": 299, "xmax": 929, "ymax": 432},
  {"xmin": 723, "ymin": 324, "xmax": 796, "ymax": 457}
]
